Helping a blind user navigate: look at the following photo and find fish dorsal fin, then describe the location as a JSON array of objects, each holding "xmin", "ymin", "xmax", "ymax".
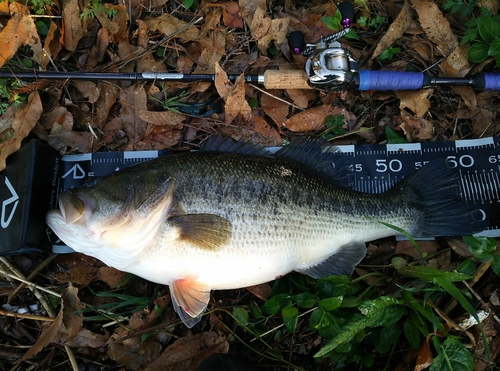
[
  {"xmin": 296, "ymin": 242, "xmax": 366, "ymax": 279},
  {"xmin": 275, "ymin": 137, "xmax": 351, "ymax": 188},
  {"xmin": 170, "ymin": 279, "xmax": 211, "ymax": 328},
  {"xmin": 200, "ymin": 135, "xmax": 270, "ymax": 156},
  {"xmin": 170, "ymin": 214, "xmax": 232, "ymax": 250}
]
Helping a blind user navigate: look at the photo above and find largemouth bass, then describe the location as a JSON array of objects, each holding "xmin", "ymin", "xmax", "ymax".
[{"xmin": 46, "ymin": 137, "xmax": 486, "ymax": 327}]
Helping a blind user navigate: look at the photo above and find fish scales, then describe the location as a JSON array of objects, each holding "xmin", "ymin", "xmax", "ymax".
[{"xmin": 46, "ymin": 137, "xmax": 487, "ymax": 328}]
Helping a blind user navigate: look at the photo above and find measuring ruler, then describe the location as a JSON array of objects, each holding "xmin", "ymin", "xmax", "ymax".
[{"xmin": 51, "ymin": 136, "xmax": 500, "ymax": 252}]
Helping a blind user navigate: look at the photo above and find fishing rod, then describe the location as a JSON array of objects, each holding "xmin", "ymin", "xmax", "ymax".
[{"xmin": 1, "ymin": 2, "xmax": 499, "ymax": 92}]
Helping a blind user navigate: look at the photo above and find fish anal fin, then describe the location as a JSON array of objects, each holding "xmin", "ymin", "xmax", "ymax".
[
  {"xmin": 170, "ymin": 279, "xmax": 211, "ymax": 328},
  {"xmin": 171, "ymin": 214, "xmax": 232, "ymax": 250},
  {"xmin": 297, "ymin": 243, "xmax": 367, "ymax": 279}
]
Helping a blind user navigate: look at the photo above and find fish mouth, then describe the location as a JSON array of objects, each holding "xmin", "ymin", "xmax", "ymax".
[{"xmin": 56, "ymin": 192, "xmax": 95, "ymax": 225}]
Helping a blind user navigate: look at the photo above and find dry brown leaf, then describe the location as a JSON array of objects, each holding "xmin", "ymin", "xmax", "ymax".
[
  {"xmin": 138, "ymin": 110, "xmax": 186, "ymax": 126},
  {"xmin": 257, "ymin": 17, "xmax": 290, "ymax": 55},
  {"xmin": 42, "ymin": 21, "xmax": 62, "ymax": 67},
  {"xmin": 0, "ymin": 13, "xmax": 39, "ymax": 67},
  {"xmin": 17, "ymin": 284, "xmax": 83, "ymax": 364},
  {"xmin": 441, "ymin": 44, "xmax": 471, "ymax": 77},
  {"xmin": 67, "ymin": 328, "xmax": 109, "ymax": 348},
  {"xmin": 372, "ymin": 0, "xmax": 412, "ymax": 59},
  {"xmin": 214, "ymin": 62, "xmax": 233, "ymax": 100},
  {"xmin": 283, "ymin": 105, "xmax": 356, "ymax": 132},
  {"xmin": 0, "ymin": 91, "xmax": 43, "ymax": 171},
  {"xmin": 246, "ymin": 283, "xmax": 272, "ymax": 301},
  {"xmin": 62, "ymin": 0, "xmax": 84, "ymax": 52},
  {"xmin": 225, "ymin": 73, "xmax": 252, "ymax": 124},
  {"xmin": 98, "ymin": 267, "xmax": 130, "ymax": 289},
  {"xmin": 73, "ymin": 81, "xmax": 100, "ymax": 104},
  {"xmin": 286, "ymin": 89, "xmax": 309, "ymax": 109},
  {"xmin": 478, "ymin": 0, "xmax": 499, "ymax": 13},
  {"xmin": 107, "ymin": 334, "xmax": 163, "ymax": 371},
  {"xmin": 0, "ymin": 0, "xmax": 8, "ymax": 13},
  {"xmin": 239, "ymin": 0, "xmax": 266, "ymax": 27},
  {"xmin": 222, "ymin": 1, "xmax": 243, "ymax": 28},
  {"xmin": 95, "ymin": 4, "xmax": 129, "ymax": 43},
  {"xmin": 51, "ymin": 131, "xmax": 93, "ymax": 152},
  {"xmin": 261, "ymin": 91, "xmax": 289, "ymax": 125},
  {"xmin": 398, "ymin": 116, "xmax": 434, "ymax": 141},
  {"xmin": 41, "ymin": 107, "xmax": 73, "ymax": 131},
  {"xmin": 129, "ymin": 295, "xmax": 171, "ymax": 332},
  {"xmin": 57, "ymin": 266, "xmax": 99, "ymax": 286},
  {"xmin": 411, "ymin": 0, "xmax": 458, "ymax": 57},
  {"xmin": 143, "ymin": 331, "xmax": 229, "ymax": 371},
  {"xmin": 120, "ymin": 84, "xmax": 148, "ymax": 150},
  {"xmin": 395, "ymin": 89, "xmax": 432, "ymax": 118},
  {"xmin": 395, "ymin": 240, "xmax": 440, "ymax": 259},
  {"xmin": 95, "ymin": 82, "xmax": 119, "ymax": 129},
  {"xmin": 144, "ymin": 14, "xmax": 200, "ymax": 41},
  {"xmin": 250, "ymin": 7, "xmax": 271, "ymax": 40},
  {"xmin": 415, "ymin": 336, "xmax": 433, "ymax": 371},
  {"xmin": 251, "ymin": 114, "xmax": 282, "ymax": 145}
]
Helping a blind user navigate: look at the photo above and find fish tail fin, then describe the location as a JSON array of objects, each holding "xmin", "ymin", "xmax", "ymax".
[{"xmin": 395, "ymin": 159, "xmax": 487, "ymax": 237}]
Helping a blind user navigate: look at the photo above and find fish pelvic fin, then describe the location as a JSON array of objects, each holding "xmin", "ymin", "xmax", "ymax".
[
  {"xmin": 170, "ymin": 279, "xmax": 211, "ymax": 328},
  {"xmin": 296, "ymin": 242, "xmax": 367, "ymax": 279},
  {"xmin": 170, "ymin": 214, "xmax": 232, "ymax": 250},
  {"xmin": 394, "ymin": 159, "xmax": 488, "ymax": 237}
]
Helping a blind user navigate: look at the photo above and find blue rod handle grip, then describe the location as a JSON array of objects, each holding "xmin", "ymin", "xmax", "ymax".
[
  {"xmin": 356, "ymin": 70, "xmax": 426, "ymax": 90},
  {"xmin": 482, "ymin": 73, "xmax": 500, "ymax": 90}
]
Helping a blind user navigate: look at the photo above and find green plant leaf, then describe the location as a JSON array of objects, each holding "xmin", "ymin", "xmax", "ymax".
[
  {"xmin": 261, "ymin": 294, "xmax": 289, "ymax": 315},
  {"xmin": 309, "ymin": 308, "xmax": 324, "ymax": 330},
  {"xmin": 429, "ymin": 337, "xmax": 474, "ymax": 371},
  {"xmin": 468, "ymin": 42, "xmax": 489, "ymax": 63},
  {"xmin": 478, "ymin": 16, "xmax": 500, "ymax": 43},
  {"xmin": 282, "ymin": 305, "xmax": 298, "ymax": 333},
  {"xmin": 319, "ymin": 296, "xmax": 343, "ymax": 312},
  {"xmin": 463, "ymin": 236, "xmax": 497, "ymax": 262},
  {"xmin": 385, "ymin": 127, "xmax": 408, "ymax": 144},
  {"xmin": 233, "ymin": 307, "xmax": 249, "ymax": 325},
  {"xmin": 489, "ymin": 38, "xmax": 500, "ymax": 56},
  {"xmin": 183, "ymin": 0, "xmax": 194, "ymax": 9},
  {"xmin": 491, "ymin": 255, "xmax": 500, "ymax": 277},
  {"xmin": 398, "ymin": 265, "xmax": 471, "ymax": 282},
  {"xmin": 404, "ymin": 321, "xmax": 421, "ymax": 349},
  {"xmin": 457, "ymin": 258, "xmax": 476, "ymax": 276},
  {"xmin": 377, "ymin": 47, "xmax": 401, "ymax": 61},
  {"xmin": 293, "ymin": 292, "xmax": 317, "ymax": 309},
  {"xmin": 376, "ymin": 324, "xmax": 401, "ymax": 353},
  {"xmin": 322, "ymin": 13, "xmax": 342, "ymax": 30}
]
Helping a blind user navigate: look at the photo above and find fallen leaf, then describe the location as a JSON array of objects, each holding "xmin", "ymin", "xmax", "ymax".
[
  {"xmin": 73, "ymin": 81, "xmax": 100, "ymax": 104},
  {"xmin": 246, "ymin": 283, "xmax": 272, "ymax": 301},
  {"xmin": 120, "ymin": 84, "xmax": 148, "ymax": 150},
  {"xmin": 283, "ymin": 105, "xmax": 356, "ymax": 132},
  {"xmin": 222, "ymin": 1, "xmax": 243, "ymax": 29},
  {"xmin": 0, "ymin": 91, "xmax": 43, "ymax": 171},
  {"xmin": 441, "ymin": 44, "xmax": 471, "ymax": 77},
  {"xmin": 251, "ymin": 114, "xmax": 282, "ymax": 145},
  {"xmin": 398, "ymin": 116, "xmax": 434, "ymax": 141},
  {"xmin": 415, "ymin": 336, "xmax": 433, "ymax": 371},
  {"xmin": 239, "ymin": 0, "xmax": 266, "ymax": 27},
  {"xmin": 57, "ymin": 266, "xmax": 99, "ymax": 286},
  {"xmin": 261, "ymin": 91, "xmax": 289, "ymax": 125},
  {"xmin": 214, "ymin": 62, "xmax": 233, "ymax": 100},
  {"xmin": 410, "ymin": 0, "xmax": 458, "ymax": 57},
  {"xmin": 50, "ymin": 131, "xmax": 93, "ymax": 152},
  {"xmin": 95, "ymin": 82, "xmax": 119, "ymax": 129},
  {"xmin": 250, "ymin": 7, "xmax": 271, "ymax": 40},
  {"xmin": 61, "ymin": 0, "xmax": 84, "ymax": 52},
  {"xmin": 372, "ymin": 0, "xmax": 412, "ymax": 59},
  {"xmin": 395, "ymin": 89, "xmax": 432, "ymax": 118},
  {"xmin": 0, "ymin": 13, "xmax": 39, "ymax": 67},
  {"xmin": 95, "ymin": 4, "xmax": 129, "ymax": 43},
  {"xmin": 395, "ymin": 240, "xmax": 440, "ymax": 259},
  {"xmin": 225, "ymin": 73, "xmax": 252, "ymax": 124},
  {"xmin": 128, "ymin": 295, "xmax": 171, "ymax": 332},
  {"xmin": 98, "ymin": 267, "xmax": 130, "ymax": 289},
  {"xmin": 17, "ymin": 284, "xmax": 83, "ymax": 363},
  {"xmin": 144, "ymin": 13, "xmax": 200, "ymax": 41},
  {"xmin": 67, "ymin": 328, "xmax": 109, "ymax": 348},
  {"xmin": 143, "ymin": 331, "xmax": 229, "ymax": 371},
  {"xmin": 0, "ymin": 0, "xmax": 8, "ymax": 13},
  {"xmin": 138, "ymin": 109, "xmax": 186, "ymax": 126},
  {"xmin": 107, "ymin": 333, "xmax": 163, "ymax": 371}
]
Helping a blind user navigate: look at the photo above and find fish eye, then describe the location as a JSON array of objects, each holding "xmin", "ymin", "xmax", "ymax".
[{"xmin": 84, "ymin": 177, "xmax": 100, "ymax": 188}]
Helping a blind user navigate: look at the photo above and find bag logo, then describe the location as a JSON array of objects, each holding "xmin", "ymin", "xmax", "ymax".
[{"xmin": 2, "ymin": 177, "xmax": 19, "ymax": 228}]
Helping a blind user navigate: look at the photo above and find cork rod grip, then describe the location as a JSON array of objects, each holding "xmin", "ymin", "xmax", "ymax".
[{"xmin": 263, "ymin": 70, "xmax": 312, "ymax": 90}]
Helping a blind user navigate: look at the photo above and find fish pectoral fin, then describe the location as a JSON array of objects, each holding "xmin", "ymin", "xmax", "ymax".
[
  {"xmin": 170, "ymin": 279, "xmax": 211, "ymax": 328},
  {"xmin": 296, "ymin": 242, "xmax": 367, "ymax": 279},
  {"xmin": 170, "ymin": 214, "xmax": 232, "ymax": 250}
]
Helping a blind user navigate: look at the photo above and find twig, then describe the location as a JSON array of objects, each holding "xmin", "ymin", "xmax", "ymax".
[
  {"xmin": 248, "ymin": 83, "xmax": 303, "ymax": 110},
  {"xmin": 0, "ymin": 309, "xmax": 55, "ymax": 322},
  {"xmin": 0, "ymin": 268, "xmax": 61, "ymax": 298}
]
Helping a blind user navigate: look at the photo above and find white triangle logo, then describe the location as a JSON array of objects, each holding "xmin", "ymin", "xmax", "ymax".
[{"xmin": 2, "ymin": 177, "xmax": 19, "ymax": 229}]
